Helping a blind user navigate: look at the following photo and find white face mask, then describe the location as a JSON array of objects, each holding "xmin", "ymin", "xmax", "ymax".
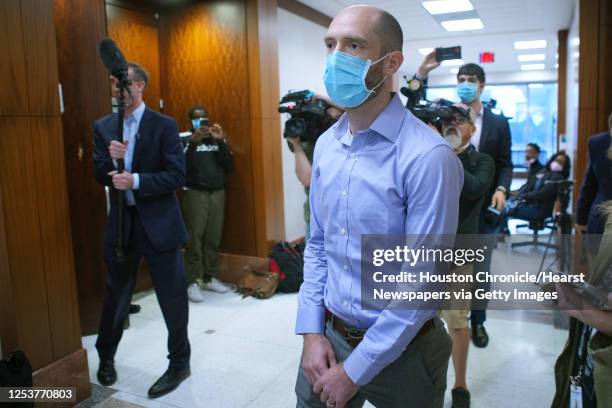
[{"xmin": 443, "ymin": 126, "xmax": 463, "ymax": 150}]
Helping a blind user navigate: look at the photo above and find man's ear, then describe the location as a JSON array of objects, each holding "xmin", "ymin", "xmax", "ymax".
[{"xmin": 385, "ymin": 51, "xmax": 404, "ymax": 75}]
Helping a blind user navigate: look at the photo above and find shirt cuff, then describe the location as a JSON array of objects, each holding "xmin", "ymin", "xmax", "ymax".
[
  {"xmin": 343, "ymin": 344, "xmax": 381, "ymax": 385},
  {"xmin": 132, "ymin": 173, "xmax": 140, "ymax": 190},
  {"xmin": 295, "ymin": 305, "xmax": 325, "ymax": 334}
]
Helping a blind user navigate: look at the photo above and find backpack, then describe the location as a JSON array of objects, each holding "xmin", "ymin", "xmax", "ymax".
[{"xmin": 270, "ymin": 241, "xmax": 304, "ymax": 293}]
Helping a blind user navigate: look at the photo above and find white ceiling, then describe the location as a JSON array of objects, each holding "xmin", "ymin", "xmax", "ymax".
[{"xmin": 296, "ymin": 0, "xmax": 575, "ymax": 82}]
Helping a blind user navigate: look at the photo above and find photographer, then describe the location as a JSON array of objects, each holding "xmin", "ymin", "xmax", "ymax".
[
  {"xmin": 417, "ymin": 54, "xmax": 513, "ymax": 347},
  {"xmin": 439, "ymin": 104, "xmax": 495, "ymax": 408},
  {"xmin": 283, "ymin": 94, "xmax": 343, "ymax": 240},
  {"xmin": 181, "ymin": 106, "xmax": 234, "ymax": 301}
]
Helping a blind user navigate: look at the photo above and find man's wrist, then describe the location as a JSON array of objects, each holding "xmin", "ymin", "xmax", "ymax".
[{"xmin": 496, "ymin": 186, "xmax": 507, "ymax": 194}]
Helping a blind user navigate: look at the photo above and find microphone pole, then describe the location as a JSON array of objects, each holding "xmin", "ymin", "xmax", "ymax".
[
  {"xmin": 114, "ymin": 76, "xmax": 129, "ymax": 261},
  {"xmin": 99, "ymin": 38, "xmax": 131, "ymax": 262}
]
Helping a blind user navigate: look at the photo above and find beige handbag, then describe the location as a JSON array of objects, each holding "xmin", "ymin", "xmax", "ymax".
[{"xmin": 237, "ymin": 269, "xmax": 279, "ymax": 299}]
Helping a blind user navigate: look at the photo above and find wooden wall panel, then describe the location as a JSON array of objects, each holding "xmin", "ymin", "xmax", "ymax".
[
  {"xmin": 30, "ymin": 117, "xmax": 82, "ymax": 357},
  {"xmin": 599, "ymin": 7, "xmax": 612, "ymax": 125},
  {"xmin": 575, "ymin": 0, "xmax": 612, "ymax": 196},
  {"xmin": 0, "ymin": 117, "xmax": 54, "ymax": 369},
  {"xmin": 0, "ymin": 183, "xmax": 17, "ymax": 357},
  {"xmin": 0, "ymin": 2, "xmax": 86, "ymax": 393},
  {"xmin": 0, "ymin": 0, "xmax": 29, "ymax": 116},
  {"xmin": 53, "ymin": 0, "xmax": 110, "ymax": 336},
  {"xmin": 557, "ymin": 29, "xmax": 568, "ymax": 146},
  {"xmin": 246, "ymin": 0, "xmax": 285, "ymax": 256},
  {"xmin": 107, "ymin": 3, "xmax": 162, "ymax": 111},
  {"xmin": 20, "ymin": 0, "xmax": 61, "ymax": 116},
  {"xmin": 160, "ymin": 1, "xmax": 260, "ymax": 255}
]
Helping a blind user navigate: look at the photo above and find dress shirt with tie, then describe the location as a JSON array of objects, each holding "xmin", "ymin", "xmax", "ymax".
[
  {"xmin": 295, "ymin": 94, "xmax": 463, "ymax": 385},
  {"xmin": 120, "ymin": 102, "xmax": 145, "ymax": 206}
]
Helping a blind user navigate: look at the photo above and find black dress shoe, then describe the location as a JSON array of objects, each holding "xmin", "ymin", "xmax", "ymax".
[
  {"xmin": 129, "ymin": 304, "xmax": 141, "ymax": 314},
  {"xmin": 97, "ymin": 359, "xmax": 117, "ymax": 386},
  {"xmin": 148, "ymin": 367, "xmax": 191, "ymax": 399},
  {"xmin": 451, "ymin": 387, "xmax": 470, "ymax": 408},
  {"xmin": 472, "ymin": 323, "xmax": 489, "ymax": 348}
]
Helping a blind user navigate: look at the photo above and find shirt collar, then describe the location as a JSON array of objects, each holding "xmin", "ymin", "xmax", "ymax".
[
  {"xmin": 126, "ymin": 102, "xmax": 146, "ymax": 124},
  {"xmin": 332, "ymin": 93, "xmax": 405, "ymax": 144}
]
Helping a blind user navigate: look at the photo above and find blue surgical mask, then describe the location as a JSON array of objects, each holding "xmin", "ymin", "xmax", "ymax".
[
  {"xmin": 323, "ymin": 50, "xmax": 389, "ymax": 108},
  {"xmin": 456, "ymin": 82, "xmax": 479, "ymax": 103}
]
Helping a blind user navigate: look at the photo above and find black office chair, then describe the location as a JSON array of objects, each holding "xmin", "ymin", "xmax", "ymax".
[{"xmin": 511, "ymin": 180, "xmax": 573, "ymax": 250}]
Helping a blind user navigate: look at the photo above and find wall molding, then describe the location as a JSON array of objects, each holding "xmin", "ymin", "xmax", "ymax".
[{"xmin": 278, "ymin": 0, "xmax": 331, "ymax": 28}]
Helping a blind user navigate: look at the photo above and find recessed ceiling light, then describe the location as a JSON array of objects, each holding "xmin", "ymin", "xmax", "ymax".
[
  {"xmin": 418, "ymin": 48, "xmax": 435, "ymax": 55},
  {"xmin": 555, "ymin": 63, "xmax": 559, "ymax": 69},
  {"xmin": 422, "ymin": 0, "xmax": 474, "ymax": 15},
  {"xmin": 528, "ymin": 83, "xmax": 544, "ymax": 89},
  {"xmin": 441, "ymin": 18, "xmax": 484, "ymax": 31},
  {"xmin": 573, "ymin": 52, "xmax": 580, "ymax": 59},
  {"xmin": 441, "ymin": 59, "xmax": 464, "ymax": 67},
  {"xmin": 514, "ymin": 40, "xmax": 547, "ymax": 50},
  {"xmin": 450, "ymin": 68, "xmax": 459, "ymax": 74},
  {"xmin": 518, "ymin": 54, "xmax": 546, "ymax": 62},
  {"xmin": 520, "ymin": 64, "xmax": 546, "ymax": 71},
  {"xmin": 571, "ymin": 38, "xmax": 580, "ymax": 46}
]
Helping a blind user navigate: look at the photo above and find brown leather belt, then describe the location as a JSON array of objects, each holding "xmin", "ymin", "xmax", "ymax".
[{"xmin": 325, "ymin": 309, "xmax": 435, "ymax": 348}]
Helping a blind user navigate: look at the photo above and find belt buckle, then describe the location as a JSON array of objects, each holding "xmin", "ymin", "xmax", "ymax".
[{"xmin": 345, "ymin": 327, "xmax": 364, "ymax": 340}]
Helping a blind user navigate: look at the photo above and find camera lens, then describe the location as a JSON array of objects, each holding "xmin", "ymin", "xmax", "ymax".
[{"xmin": 285, "ymin": 118, "xmax": 307, "ymax": 139}]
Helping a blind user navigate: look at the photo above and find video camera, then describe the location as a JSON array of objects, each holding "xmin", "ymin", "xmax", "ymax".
[
  {"xmin": 400, "ymin": 76, "xmax": 461, "ymax": 132},
  {"xmin": 278, "ymin": 90, "xmax": 330, "ymax": 143}
]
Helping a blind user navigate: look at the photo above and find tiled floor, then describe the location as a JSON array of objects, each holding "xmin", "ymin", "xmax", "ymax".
[{"xmin": 80, "ymin": 240, "xmax": 569, "ymax": 408}]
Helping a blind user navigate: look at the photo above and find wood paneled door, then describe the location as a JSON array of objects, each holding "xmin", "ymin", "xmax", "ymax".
[{"xmin": 106, "ymin": 2, "xmax": 163, "ymax": 112}]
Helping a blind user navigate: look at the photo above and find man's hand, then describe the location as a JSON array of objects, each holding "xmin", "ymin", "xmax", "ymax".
[
  {"xmin": 288, "ymin": 136, "xmax": 303, "ymax": 149},
  {"xmin": 209, "ymin": 123, "xmax": 225, "ymax": 140},
  {"xmin": 108, "ymin": 170, "xmax": 134, "ymax": 190},
  {"xmin": 109, "ymin": 140, "xmax": 129, "ymax": 160},
  {"xmin": 313, "ymin": 362, "xmax": 358, "ymax": 408},
  {"xmin": 417, "ymin": 51, "xmax": 441, "ymax": 79},
  {"xmin": 191, "ymin": 128, "xmax": 207, "ymax": 143},
  {"xmin": 302, "ymin": 334, "xmax": 337, "ymax": 385},
  {"xmin": 491, "ymin": 190, "xmax": 506, "ymax": 211}
]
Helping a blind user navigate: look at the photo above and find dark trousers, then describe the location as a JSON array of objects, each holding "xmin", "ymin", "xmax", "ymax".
[{"xmin": 95, "ymin": 208, "xmax": 190, "ymax": 370}]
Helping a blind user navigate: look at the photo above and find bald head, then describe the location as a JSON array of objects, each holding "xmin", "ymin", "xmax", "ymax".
[
  {"xmin": 332, "ymin": 6, "xmax": 403, "ymax": 55},
  {"xmin": 373, "ymin": 9, "xmax": 403, "ymax": 53}
]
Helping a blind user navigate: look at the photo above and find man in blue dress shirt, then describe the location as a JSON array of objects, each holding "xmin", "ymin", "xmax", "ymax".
[{"xmin": 294, "ymin": 5, "xmax": 463, "ymax": 408}]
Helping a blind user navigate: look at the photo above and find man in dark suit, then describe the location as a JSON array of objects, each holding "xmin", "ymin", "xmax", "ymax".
[
  {"xmin": 576, "ymin": 113, "xmax": 612, "ymax": 234},
  {"xmin": 93, "ymin": 62, "xmax": 191, "ymax": 398},
  {"xmin": 514, "ymin": 142, "xmax": 543, "ymax": 194},
  {"xmin": 417, "ymin": 57, "xmax": 513, "ymax": 348}
]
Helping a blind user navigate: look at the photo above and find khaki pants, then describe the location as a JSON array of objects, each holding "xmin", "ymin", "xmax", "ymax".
[
  {"xmin": 182, "ymin": 189, "xmax": 225, "ymax": 284},
  {"xmin": 295, "ymin": 317, "xmax": 451, "ymax": 408},
  {"xmin": 440, "ymin": 264, "xmax": 474, "ymax": 329}
]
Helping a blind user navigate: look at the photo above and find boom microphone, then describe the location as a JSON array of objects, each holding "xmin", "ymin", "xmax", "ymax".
[{"xmin": 99, "ymin": 38, "xmax": 128, "ymax": 79}]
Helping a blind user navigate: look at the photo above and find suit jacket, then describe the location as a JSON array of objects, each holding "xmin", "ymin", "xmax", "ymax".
[
  {"xmin": 516, "ymin": 159, "xmax": 544, "ymax": 194},
  {"xmin": 520, "ymin": 170, "xmax": 565, "ymax": 219},
  {"xmin": 576, "ymin": 131, "xmax": 612, "ymax": 234},
  {"xmin": 478, "ymin": 107, "xmax": 513, "ymax": 202},
  {"xmin": 93, "ymin": 107, "xmax": 188, "ymax": 252}
]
